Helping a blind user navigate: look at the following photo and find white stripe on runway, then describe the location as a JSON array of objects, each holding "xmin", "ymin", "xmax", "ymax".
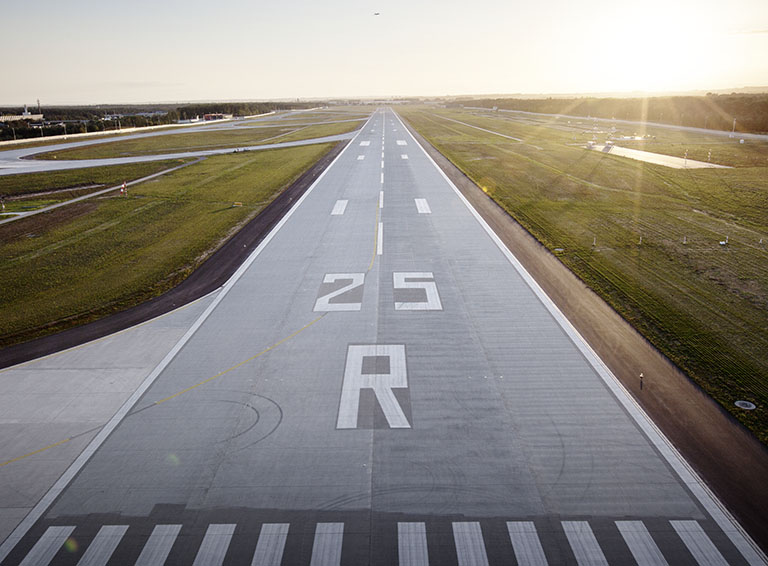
[
  {"xmin": 357, "ymin": 155, "xmax": 365, "ymax": 160},
  {"xmin": 452, "ymin": 522, "xmax": 489, "ymax": 566},
  {"xmin": 19, "ymin": 526, "xmax": 75, "ymax": 566},
  {"xmin": 506, "ymin": 522, "xmax": 548, "ymax": 566},
  {"xmin": 135, "ymin": 524, "xmax": 182, "ymax": 566},
  {"xmin": 381, "ymin": 172, "xmax": 384, "ymax": 184},
  {"xmin": 671, "ymin": 521, "xmax": 728, "ymax": 566},
  {"xmin": 309, "ymin": 523, "xmax": 344, "ymax": 566},
  {"xmin": 192, "ymin": 524, "xmax": 236, "ymax": 566},
  {"xmin": 562, "ymin": 521, "xmax": 608, "ymax": 565},
  {"xmin": 381, "ymin": 160, "xmax": 384, "ymax": 168},
  {"xmin": 377, "ymin": 222, "xmax": 383, "ymax": 255},
  {"xmin": 359, "ymin": 141, "xmax": 370, "ymax": 146},
  {"xmin": 379, "ymin": 191, "xmax": 384, "ymax": 209},
  {"xmin": 77, "ymin": 525, "xmax": 128, "ymax": 566},
  {"xmin": 401, "ymin": 154, "xmax": 408, "ymax": 159},
  {"xmin": 251, "ymin": 523, "xmax": 289, "ymax": 566},
  {"xmin": 415, "ymin": 198, "xmax": 431, "ymax": 214},
  {"xmin": 331, "ymin": 200, "xmax": 348, "ymax": 216},
  {"xmin": 398, "ymin": 522, "xmax": 429, "ymax": 566},
  {"xmin": 616, "ymin": 521, "xmax": 669, "ymax": 566},
  {"xmin": 397, "ymin": 140, "xmax": 407, "ymax": 146}
]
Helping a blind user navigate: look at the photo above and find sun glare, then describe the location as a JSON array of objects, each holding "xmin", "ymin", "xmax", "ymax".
[{"xmin": 591, "ymin": 2, "xmax": 714, "ymax": 92}]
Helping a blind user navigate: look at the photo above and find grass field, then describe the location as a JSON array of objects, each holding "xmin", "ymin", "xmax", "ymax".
[
  {"xmin": 400, "ymin": 106, "xmax": 768, "ymax": 442},
  {"xmin": 32, "ymin": 118, "xmax": 363, "ymax": 160},
  {"xmin": 0, "ymin": 160, "xmax": 188, "ymax": 204},
  {"xmin": 0, "ymin": 143, "xmax": 335, "ymax": 348}
]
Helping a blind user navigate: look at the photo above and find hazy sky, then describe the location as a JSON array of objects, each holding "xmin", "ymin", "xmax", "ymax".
[{"xmin": 3, "ymin": 0, "xmax": 768, "ymax": 104}]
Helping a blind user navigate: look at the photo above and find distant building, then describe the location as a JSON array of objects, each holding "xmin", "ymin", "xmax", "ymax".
[
  {"xmin": 0, "ymin": 104, "xmax": 43, "ymax": 123},
  {"xmin": 203, "ymin": 113, "xmax": 234, "ymax": 121}
]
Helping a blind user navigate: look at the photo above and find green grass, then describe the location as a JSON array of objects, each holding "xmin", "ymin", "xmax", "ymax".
[
  {"xmin": 34, "ymin": 119, "xmax": 363, "ymax": 160},
  {"xmin": 0, "ymin": 160, "xmax": 188, "ymax": 199},
  {"xmin": 400, "ymin": 106, "xmax": 768, "ymax": 443},
  {"xmin": 0, "ymin": 143, "xmax": 335, "ymax": 347}
]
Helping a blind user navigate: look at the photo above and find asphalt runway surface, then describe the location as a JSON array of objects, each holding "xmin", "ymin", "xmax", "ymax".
[{"xmin": 1, "ymin": 109, "xmax": 765, "ymax": 565}]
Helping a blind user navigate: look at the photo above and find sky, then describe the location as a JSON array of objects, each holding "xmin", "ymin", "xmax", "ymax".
[{"xmin": 2, "ymin": 0, "xmax": 768, "ymax": 105}]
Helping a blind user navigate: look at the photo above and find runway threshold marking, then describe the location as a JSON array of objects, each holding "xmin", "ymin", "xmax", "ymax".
[
  {"xmin": 17, "ymin": 526, "xmax": 75, "ymax": 566},
  {"xmin": 398, "ymin": 523, "xmax": 429, "ymax": 566},
  {"xmin": 506, "ymin": 522, "xmax": 547, "ymax": 566}
]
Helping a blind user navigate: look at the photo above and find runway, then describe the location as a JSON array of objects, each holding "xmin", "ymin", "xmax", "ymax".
[{"xmin": 0, "ymin": 109, "xmax": 763, "ymax": 565}]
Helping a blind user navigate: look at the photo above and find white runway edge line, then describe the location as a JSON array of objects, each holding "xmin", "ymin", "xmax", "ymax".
[
  {"xmin": 392, "ymin": 109, "xmax": 768, "ymax": 566},
  {"xmin": 0, "ymin": 111, "xmax": 377, "ymax": 565}
]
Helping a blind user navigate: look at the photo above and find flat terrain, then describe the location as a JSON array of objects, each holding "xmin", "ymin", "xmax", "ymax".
[
  {"xmin": 399, "ymin": 106, "xmax": 768, "ymax": 443},
  {"xmin": 0, "ymin": 109, "xmax": 763, "ymax": 566},
  {"xmin": 33, "ymin": 119, "xmax": 363, "ymax": 160},
  {"xmin": 0, "ymin": 143, "xmax": 336, "ymax": 348}
]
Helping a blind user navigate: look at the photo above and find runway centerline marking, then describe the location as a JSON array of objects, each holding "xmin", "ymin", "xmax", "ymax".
[
  {"xmin": 357, "ymin": 155, "xmax": 365, "ymax": 160},
  {"xmin": 359, "ymin": 141, "xmax": 370, "ymax": 146},
  {"xmin": 379, "ymin": 191, "xmax": 384, "ymax": 209},
  {"xmin": 401, "ymin": 154, "xmax": 408, "ymax": 159},
  {"xmin": 377, "ymin": 222, "xmax": 383, "ymax": 256},
  {"xmin": 368, "ymin": 203, "xmax": 381, "ymax": 271}
]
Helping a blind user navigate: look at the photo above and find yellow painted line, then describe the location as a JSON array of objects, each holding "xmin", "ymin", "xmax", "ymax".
[
  {"xmin": 0, "ymin": 312, "xmax": 327, "ymax": 468},
  {"xmin": 154, "ymin": 312, "xmax": 327, "ymax": 405},
  {"xmin": 0, "ymin": 438, "xmax": 72, "ymax": 468}
]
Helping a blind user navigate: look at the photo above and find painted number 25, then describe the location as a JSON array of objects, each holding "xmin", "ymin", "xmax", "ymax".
[{"xmin": 313, "ymin": 272, "xmax": 442, "ymax": 312}]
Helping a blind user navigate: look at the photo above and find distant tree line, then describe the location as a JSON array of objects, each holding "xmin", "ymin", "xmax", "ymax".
[
  {"xmin": 459, "ymin": 93, "xmax": 768, "ymax": 133},
  {"xmin": 176, "ymin": 101, "xmax": 314, "ymax": 120},
  {"xmin": 0, "ymin": 101, "xmax": 319, "ymax": 141}
]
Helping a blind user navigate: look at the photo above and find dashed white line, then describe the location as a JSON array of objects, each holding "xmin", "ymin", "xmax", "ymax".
[
  {"xmin": 415, "ymin": 198, "xmax": 431, "ymax": 214},
  {"xmin": 377, "ymin": 222, "xmax": 383, "ymax": 255},
  {"xmin": 401, "ymin": 154, "xmax": 408, "ymax": 160},
  {"xmin": 357, "ymin": 155, "xmax": 365, "ymax": 160},
  {"xmin": 359, "ymin": 141, "xmax": 370, "ymax": 146},
  {"xmin": 397, "ymin": 140, "xmax": 407, "ymax": 146},
  {"xmin": 380, "ymin": 172, "xmax": 384, "ymax": 184},
  {"xmin": 331, "ymin": 200, "xmax": 348, "ymax": 216},
  {"xmin": 379, "ymin": 191, "xmax": 384, "ymax": 209},
  {"xmin": 381, "ymin": 160, "xmax": 384, "ymax": 169}
]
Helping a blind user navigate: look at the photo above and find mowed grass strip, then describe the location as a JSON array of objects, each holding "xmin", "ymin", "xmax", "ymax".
[
  {"xmin": 0, "ymin": 160, "xmax": 187, "ymax": 200},
  {"xmin": 35, "ymin": 119, "xmax": 363, "ymax": 161},
  {"xmin": 0, "ymin": 143, "xmax": 334, "ymax": 347},
  {"xmin": 401, "ymin": 107, "xmax": 768, "ymax": 442}
]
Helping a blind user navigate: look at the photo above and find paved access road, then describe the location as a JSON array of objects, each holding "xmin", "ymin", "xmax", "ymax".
[
  {"xmin": 0, "ymin": 109, "xmax": 361, "ymax": 176},
  {"xmin": 1, "ymin": 109, "xmax": 764, "ymax": 565}
]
